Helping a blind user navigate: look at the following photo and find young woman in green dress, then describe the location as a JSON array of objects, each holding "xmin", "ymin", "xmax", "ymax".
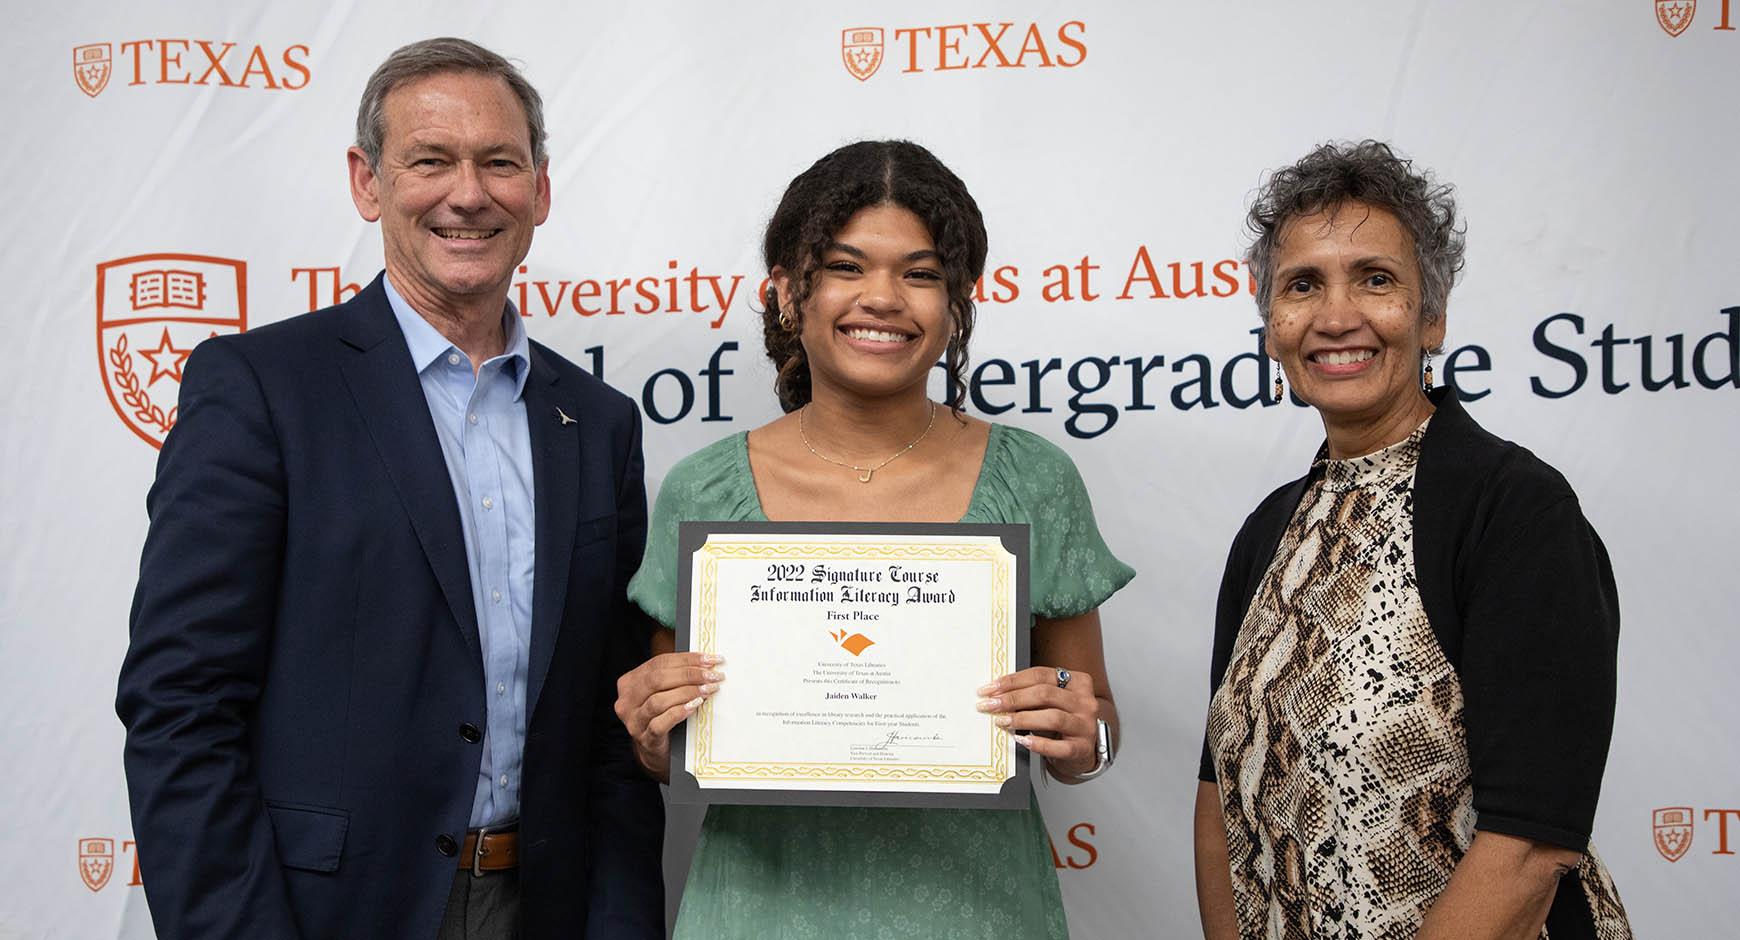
[{"xmin": 613, "ymin": 139, "xmax": 1135, "ymax": 938}]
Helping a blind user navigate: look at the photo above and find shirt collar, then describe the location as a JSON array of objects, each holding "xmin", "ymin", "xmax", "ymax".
[{"xmin": 383, "ymin": 274, "xmax": 531, "ymax": 399}]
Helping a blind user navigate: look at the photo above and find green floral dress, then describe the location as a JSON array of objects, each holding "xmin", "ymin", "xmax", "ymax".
[{"xmin": 628, "ymin": 423, "xmax": 1135, "ymax": 939}]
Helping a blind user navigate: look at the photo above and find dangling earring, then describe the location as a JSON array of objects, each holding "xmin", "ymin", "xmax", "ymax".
[
  {"xmin": 1422, "ymin": 351, "xmax": 1435, "ymax": 392},
  {"xmin": 1272, "ymin": 362, "xmax": 1284, "ymax": 404}
]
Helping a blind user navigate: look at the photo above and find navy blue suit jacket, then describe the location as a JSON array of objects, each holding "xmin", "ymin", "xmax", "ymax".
[{"xmin": 117, "ymin": 276, "xmax": 663, "ymax": 939}]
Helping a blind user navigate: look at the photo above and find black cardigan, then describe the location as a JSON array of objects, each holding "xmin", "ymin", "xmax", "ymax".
[{"xmin": 1200, "ymin": 389, "xmax": 1620, "ymax": 854}]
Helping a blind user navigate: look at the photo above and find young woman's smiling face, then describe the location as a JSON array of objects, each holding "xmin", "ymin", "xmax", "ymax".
[
  {"xmin": 1265, "ymin": 200, "xmax": 1445, "ymax": 449},
  {"xmin": 774, "ymin": 204, "xmax": 953, "ymax": 405}
]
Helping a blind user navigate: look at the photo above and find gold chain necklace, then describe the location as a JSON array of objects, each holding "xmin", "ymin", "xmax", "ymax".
[{"xmin": 798, "ymin": 402, "xmax": 937, "ymax": 483}]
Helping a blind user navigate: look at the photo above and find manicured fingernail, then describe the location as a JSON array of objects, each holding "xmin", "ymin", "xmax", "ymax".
[
  {"xmin": 976, "ymin": 681, "xmax": 999, "ymax": 696},
  {"xmin": 705, "ymin": 670, "xmax": 725, "ymax": 682},
  {"xmin": 684, "ymin": 696, "xmax": 704, "ymax": 711},
  {"xmin": 702, "ymin": 654, "xmax": 726, "ymax": 666},
  {"xmin": 699, "ymin": 683, "xmax": 718, "ymax": 695},
  {"xmin": 975, "ymin": 698, "xmax": 1000, "ymax": 713},
  {"xmin": 1012, "ymin": 734, "xmax": 1032, "ymax": 748},
  {"xmin": 993, "ymin": 715, "xmax": 1013, "ymax": 728}
]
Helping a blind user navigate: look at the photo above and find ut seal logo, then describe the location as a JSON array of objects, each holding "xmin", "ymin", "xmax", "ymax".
[
  {"xmin": 842, "ymin": 28, "xmax": 884, "ymax": 81},
  {"xmin": 1658, "ymin": 0, "xmax": 1697, "ymax": 36},
  {"xmin": 74, "ymin": 44, "xmax": 112, "ymax": 97},
  {"xmin": 79, "ymin": 838, "xmax": 115, "ymax": 892},
  {"xmin": 1653, "ymin": 806, "xmax": 1694, "ymax": 862},
  {"xmin": 97, "ymin": 254, "xmax": 248, "ymax": 448}
]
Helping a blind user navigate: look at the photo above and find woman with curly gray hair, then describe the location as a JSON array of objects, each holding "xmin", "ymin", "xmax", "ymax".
[{"xmin": 1194, "ymin": 141, "xmax": 1632, "ymax": 940}]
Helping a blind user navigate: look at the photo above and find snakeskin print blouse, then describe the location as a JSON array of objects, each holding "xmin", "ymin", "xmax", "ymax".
[{"xmin": 1205, "ymin": 419, "xmax": 1630, "ymax": 940}]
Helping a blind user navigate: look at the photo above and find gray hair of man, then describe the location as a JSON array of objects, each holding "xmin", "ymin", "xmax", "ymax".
[
  {"xmin": 1244, "ymin": 140, "xmax": 1465, "ymax": 333},
  {"xmin": 354, "ymin": 37, "xmax": 548, "ymax": 170}
]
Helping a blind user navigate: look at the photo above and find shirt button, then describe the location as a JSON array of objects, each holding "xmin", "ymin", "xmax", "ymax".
[
  {"xmin": 447, "ymin": 353, "xmax": 461, "ymax": 366},
  {"xmin": 491, "ymin": 589, "xmax": 503, "ymax": 604},
  {"xmin": 499, "ymin": 774, "xmax": 509, "ymax": 788},
  {"xmin": 482, "ymin": 496, "xmax": 494, "ymax": 510},
  {"xmin": 496, "ymin": 682, "xmax": 506, "ymax": 696},
  {"xmin": 468, "ymin": 413, "xmax": 478, "ymax": 425}
]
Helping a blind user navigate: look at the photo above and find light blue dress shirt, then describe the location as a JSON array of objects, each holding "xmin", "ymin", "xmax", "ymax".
[{"xmin": 385, "ymin": 277, "xmax": 535, "ymax": 828}]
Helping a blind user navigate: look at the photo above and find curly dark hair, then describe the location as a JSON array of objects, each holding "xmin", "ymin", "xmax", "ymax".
[
  {"xmin": 761, "ymin": 140, "xmax": 988, "ymax": 413},
  {"xmin": 1245, "ymin": 140, "xmax": 1465, "ymax": 331}
]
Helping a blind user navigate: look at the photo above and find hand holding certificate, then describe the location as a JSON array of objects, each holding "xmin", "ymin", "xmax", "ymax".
[
  {"xmin": 604, "ymin": 142, "xmax": 1131, "ymax": 935},
  {"xmin": 667, "ymin": 522, "xmax": 1031, "ymax": 809}
]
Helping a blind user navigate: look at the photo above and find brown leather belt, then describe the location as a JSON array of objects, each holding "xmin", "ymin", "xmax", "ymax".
[{"xmin": 459, "ymin": 826, "xmax": 519, "ymax": 876}]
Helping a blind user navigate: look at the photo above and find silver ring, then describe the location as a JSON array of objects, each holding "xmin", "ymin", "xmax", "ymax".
[{"xmin": 1056, "ymin": 668, "xmax": 1071, "ymax": 689}]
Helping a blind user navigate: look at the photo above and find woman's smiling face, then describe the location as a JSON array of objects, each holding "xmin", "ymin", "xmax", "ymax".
[
  {"xmin": 1265, "ymin": 200, "xmax": 1445, "ymax": 441},
  {"xmin": 775, "ymin": 203, "xmax": 953, "ymax": 404}
]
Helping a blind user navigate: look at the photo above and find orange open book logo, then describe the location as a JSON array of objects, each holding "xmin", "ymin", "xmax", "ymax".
[
  {"xmin": 96, "ymin": 253, "xmax": 248, "ymax": 449},
  {"xmin": 841, "ymin": 28, "xmax": 884, "ymax": 81},
  {"xmin": 1654, "ymin": 806, "xmax": 1694, "ymax": 862},
  {"xmin": 130, "ymin": 269, "xmax": 208, "ymax": 310},
  {"xmin": 74, "ymin": 43, "xmax": 112, "ymax": 97},
  {"xmin": 828, "ymin": 629, "xmax": 876, "ymax": 656},
  {"xmin": 78, "ymin": 838, "xmax": 114, "ymax": 892}
]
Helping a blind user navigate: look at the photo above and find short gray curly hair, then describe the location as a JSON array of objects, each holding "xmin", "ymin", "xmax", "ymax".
[
  {"xmin": 1245, "ymin": 140, "xmax": 1464, "ymax": 326},
  {"xmin": 355, "ymin": 37, "xmax": 547, "ymax": 170}
]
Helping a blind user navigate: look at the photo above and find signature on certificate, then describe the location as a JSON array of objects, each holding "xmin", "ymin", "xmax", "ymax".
[{"xmin": 862, "ymin": 730, "xmax": 950, "ymax": 751}]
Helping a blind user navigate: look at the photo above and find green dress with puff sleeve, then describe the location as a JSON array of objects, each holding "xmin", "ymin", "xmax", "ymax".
[{"xmin": 628, "ymin": 423, "xmax": 1135, "ymax": 939}]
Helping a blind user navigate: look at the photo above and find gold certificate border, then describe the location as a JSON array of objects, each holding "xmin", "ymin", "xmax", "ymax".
[{"xmin": 690, "ymin": 539, "xmax": 1013, "ymax": 785}]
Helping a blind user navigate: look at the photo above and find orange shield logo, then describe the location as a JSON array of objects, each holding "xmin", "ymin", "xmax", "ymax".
[
  {"xmin": 1653, "ymin": 806, "xmax": 1694, "ymax": 862},
  {"xmin": 74, "ymin": 43, "xmax": 112, "ymax": 97},
  {"xmin": 842, "ymin": 28, "xmax": 884, "ymax": 81},
  {"xmin": 97, "ymin": 254, "xmax": 248, "ymax": 448},
  {"xmin": 79, "ymin": 838, "xmax": 115, "ymax": 892},
  {"xmin": 1657, "ymin": 0, "xmax": 1697, "ymax": 36}
]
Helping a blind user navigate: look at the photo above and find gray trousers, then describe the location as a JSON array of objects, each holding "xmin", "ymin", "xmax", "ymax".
[{"xmin": 436, "ymin": 869, "xmax": 521, "ymax": 940}]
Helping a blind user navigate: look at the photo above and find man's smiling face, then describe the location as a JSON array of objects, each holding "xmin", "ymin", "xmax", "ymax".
[{"xmin": 349, "ymin": 69, "xmax": 550, "ymax": 316}]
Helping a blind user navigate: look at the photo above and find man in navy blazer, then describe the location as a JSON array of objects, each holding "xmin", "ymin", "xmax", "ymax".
[{"xmin": 116, "ymin": 38, "xmax": 662, "ymax": 939}]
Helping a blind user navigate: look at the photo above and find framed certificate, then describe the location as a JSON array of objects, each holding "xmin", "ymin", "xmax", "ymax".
[{"xmin": 670, "ymin": 521, "xmax": 1031, "ymax": 810}]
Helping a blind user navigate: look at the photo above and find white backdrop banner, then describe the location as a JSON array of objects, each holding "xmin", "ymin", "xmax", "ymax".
[{"xmin": 3, "ymin": 1, "xmax": 1736, "ymax": 937}]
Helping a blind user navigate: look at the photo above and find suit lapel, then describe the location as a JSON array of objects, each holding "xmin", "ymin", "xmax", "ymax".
[
  {"xmin": 336, "ymin": 280, "xmax": 482, "ymax": 664},
  {"xmin": 522, "ymin": 346, "xmax": 580, "ymax": 716}
]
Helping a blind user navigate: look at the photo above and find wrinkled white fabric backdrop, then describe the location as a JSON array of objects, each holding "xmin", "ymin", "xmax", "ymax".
[{"xmin": 3, "ymin": 2, "xmax": 1736, "ymax": 936}]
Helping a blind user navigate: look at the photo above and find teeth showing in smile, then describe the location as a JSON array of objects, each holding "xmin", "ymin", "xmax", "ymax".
[
  {"xmin": 433, "ymin": 228, "xmax": 497, "ymax": 240},
  {"xmin": 844, "ymin": 328, "xmax": 913, "ymax": 344},
  {"xmin": 1313, "ymin": 349, "xmax": 1375, "ymax": 365}
]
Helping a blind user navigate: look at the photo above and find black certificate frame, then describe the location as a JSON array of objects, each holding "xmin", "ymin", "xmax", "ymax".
[{"xmin": 669, "ymin": 520, "xmax": 1032, "ymax": 810}]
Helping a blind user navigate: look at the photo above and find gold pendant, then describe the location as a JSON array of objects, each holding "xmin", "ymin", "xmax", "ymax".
[{"xmin": 858, "ymin": 469, "xmax": 873, "ymax": 483}]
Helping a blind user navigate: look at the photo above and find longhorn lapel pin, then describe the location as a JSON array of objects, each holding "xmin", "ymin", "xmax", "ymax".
[{"xmin": 555, "ymin": 406, "xmax": 577, "ymax": 426}]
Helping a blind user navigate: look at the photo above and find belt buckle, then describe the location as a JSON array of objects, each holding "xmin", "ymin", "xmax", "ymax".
[{"xmin": 469, "ymin": 825, "xmax": 493, "ymax": 878}]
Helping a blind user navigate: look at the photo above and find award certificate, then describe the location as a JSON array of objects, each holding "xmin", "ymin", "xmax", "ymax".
[{"xmin": 670, "ymin": 521, "xmax": 1030, "ymax": 810}]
